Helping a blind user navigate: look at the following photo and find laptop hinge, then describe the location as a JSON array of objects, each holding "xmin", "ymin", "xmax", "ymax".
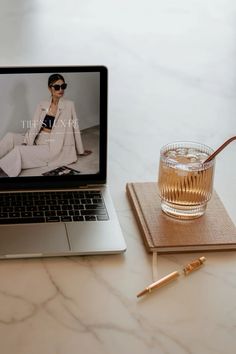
[{"xmin": 78, "ymin": 184, "xmax": 106, "ymax": 189}]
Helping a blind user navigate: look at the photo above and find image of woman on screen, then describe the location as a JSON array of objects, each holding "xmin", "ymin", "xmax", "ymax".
[{"xmin": 0, "ymin": 73, "xmax": 91, "ymax": 177}]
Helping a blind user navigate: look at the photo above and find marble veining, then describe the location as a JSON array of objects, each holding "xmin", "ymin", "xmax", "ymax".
[{"xmin": 0, "ymin": 1, "xmax": 236, "ymax": 353}]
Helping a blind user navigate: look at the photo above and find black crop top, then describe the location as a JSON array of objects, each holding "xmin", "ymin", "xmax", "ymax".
[{"xmin": 42, "ymin": 114, "xmax": 55, "ymax": 129}]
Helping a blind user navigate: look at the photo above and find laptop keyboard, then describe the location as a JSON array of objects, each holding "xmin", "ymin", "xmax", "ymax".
[{"xmin": 0, "ymin": 190, "xmax": 109, "ymax": 224}]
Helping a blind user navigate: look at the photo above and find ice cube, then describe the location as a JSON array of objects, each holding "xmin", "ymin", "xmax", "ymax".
[
  {"xmin": 176, "ymin": 148, "xmax": 188, "ymax": 156},
  {"xmin": 197, "ymin": 152, "xmax": 209, "ymax": 163},
  {"xmin": 166, "ymin": 150, "xmax": 177, "ymax": 158},
  {"xmin": 166, "ymin": 157, "xmax": 177, "ymax": 165},
  {"xmin": 187, "ymin": 148, "xmax": 197, "ymax": 155},
  {"xmin": 186, "ymin": 154, "xmax": 198, "ymax": 163}
]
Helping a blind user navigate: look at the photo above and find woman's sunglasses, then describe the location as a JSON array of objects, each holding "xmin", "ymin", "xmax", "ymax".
[{"xmin": 50, "ymin": 83, "xmax": 67, "ymax": 91}]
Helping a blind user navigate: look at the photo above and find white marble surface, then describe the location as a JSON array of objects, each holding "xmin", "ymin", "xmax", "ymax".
[{"xmin": 0, "ymin": 1, "xmax": 236, "ymax": 353}]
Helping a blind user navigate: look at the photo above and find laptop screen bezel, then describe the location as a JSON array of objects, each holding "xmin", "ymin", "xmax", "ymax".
[{"xmin": 0, "ymin": 65, "xmax": 108, "ymax": 190}]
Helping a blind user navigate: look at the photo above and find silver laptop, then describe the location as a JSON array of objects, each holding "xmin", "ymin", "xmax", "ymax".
[{"xmin": 0, "ymin": 66, "xmax": 126, "ymax": 258}]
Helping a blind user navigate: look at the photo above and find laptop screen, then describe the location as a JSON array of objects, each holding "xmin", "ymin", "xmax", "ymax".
[{"xmin": 0, "ymin": 66, "xmax": 107, "ymax": 190}]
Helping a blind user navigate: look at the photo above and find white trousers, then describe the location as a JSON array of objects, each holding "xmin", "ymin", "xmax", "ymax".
[{"xmin": 0, "ymin": 132, "xmax": 50, "ymax": 177}]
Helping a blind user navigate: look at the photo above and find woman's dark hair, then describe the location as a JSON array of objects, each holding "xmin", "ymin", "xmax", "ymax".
[{"xmin": 48, "ymin": 73, "xmax": 65, "ymax": 87}]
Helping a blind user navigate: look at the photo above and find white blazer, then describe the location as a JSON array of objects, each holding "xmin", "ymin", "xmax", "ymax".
[{"xmin": 23, "ymin": 98, "xmax": 85, "ymax": 168}]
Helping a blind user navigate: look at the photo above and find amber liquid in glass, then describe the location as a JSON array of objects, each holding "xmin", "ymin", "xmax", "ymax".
[{"xmin": 158, "ymin": 148, "xmax": 214, "ymax": 207}]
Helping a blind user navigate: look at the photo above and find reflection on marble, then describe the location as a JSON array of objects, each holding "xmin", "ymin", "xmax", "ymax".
[{"xmin": 0, "ymin": 1, "xmax": 236, "ymax": 353}]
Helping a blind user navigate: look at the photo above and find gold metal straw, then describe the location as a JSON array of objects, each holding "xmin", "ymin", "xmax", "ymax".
[{"xmin": 204, "ymin": 136, "xmax": 236, "ymax": 163}]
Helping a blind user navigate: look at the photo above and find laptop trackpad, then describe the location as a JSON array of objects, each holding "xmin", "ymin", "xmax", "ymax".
[{"xmin": 0, "ymin": 224, "xmax": 70, "ymax": 257}]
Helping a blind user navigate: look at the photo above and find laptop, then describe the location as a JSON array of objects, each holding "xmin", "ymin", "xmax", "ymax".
[{"xmin": 0, "ymin": 65, "xmax": 126, "ymax": 258}]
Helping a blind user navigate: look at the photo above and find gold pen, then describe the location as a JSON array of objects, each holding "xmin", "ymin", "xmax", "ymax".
[
  {"xmin": 183, "ymin": 256, "xmax": 206, "ymax": 275},
  {"xmin": 137, "ymin": 256, "xmax": 206, "ymax": 298},
  {"xmin": 137, "ymin": 271, "xmax": 180, "ymax": 298}
]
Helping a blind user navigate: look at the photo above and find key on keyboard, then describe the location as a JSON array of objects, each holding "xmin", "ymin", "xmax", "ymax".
[{"xmin": 0, "ymin": 190, "xmax": 109, "ymax": 224}]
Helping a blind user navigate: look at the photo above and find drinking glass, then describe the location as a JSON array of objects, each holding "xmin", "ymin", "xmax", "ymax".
[{"xmin": 158, "ymin": 141, "xmax": 215, "ymax": 219}]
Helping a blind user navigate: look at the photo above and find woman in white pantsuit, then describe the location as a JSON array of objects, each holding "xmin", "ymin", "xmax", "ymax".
[{"xmin": 0, "ymin": 74, "xmax": 91, "ymax": 177}]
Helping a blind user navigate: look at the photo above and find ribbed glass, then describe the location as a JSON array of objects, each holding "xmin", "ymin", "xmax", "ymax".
[{"xmin": 158, "ymin": 141, "xmax": 215, "ymax": 219}]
